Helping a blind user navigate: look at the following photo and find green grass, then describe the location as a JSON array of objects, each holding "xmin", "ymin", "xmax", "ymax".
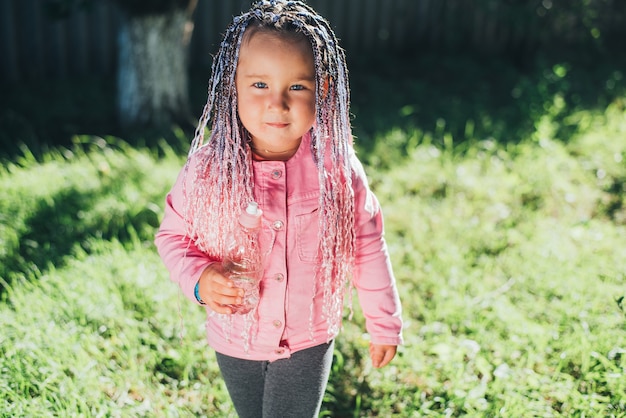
[
  {"xmin": 1, "ymin": 51, "xmax": 626, "ymax": 416},
  {"xmin": 0, "ymin": 139, "xmax": 235, "ymax": 417},
  {"xmin": 365, "ymin": 103, "xmax": 626, "ymax": 417},
  {"xmin": 1, "ymin": 103, "xmax": 625, "ymax": 416}
]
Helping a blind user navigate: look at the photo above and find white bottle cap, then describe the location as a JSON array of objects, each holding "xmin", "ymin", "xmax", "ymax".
[
  {"xmin": 246, "ymin": 201, "xmax": 259, "ymax": 215},
  {"xmin": 240, "ymin": 201, "xmax": 263, "ymax": 229}
]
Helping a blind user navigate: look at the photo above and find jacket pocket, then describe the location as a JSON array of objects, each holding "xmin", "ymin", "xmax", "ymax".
[{"xmin": 295, "ymin": 207, "xmax": 320, "ymax": 263}]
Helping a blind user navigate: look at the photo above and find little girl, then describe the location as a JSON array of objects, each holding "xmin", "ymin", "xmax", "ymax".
[{"xmin": 155, "ymin": 1, "xmax": 403, "ymax": 416}]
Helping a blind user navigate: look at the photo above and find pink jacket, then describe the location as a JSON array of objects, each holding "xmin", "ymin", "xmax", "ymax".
[{"xmin": 155, "ymin": 133, "xmax": 403, "ymax": 361}]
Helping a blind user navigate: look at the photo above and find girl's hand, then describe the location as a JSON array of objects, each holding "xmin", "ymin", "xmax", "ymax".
[
  {"xmin": 369, "ymin": 343, "xmax": 397, "ymax": 368},
  {"xmin": 197, "ymin": 264, "xmax": 244, "ymax": 314}
]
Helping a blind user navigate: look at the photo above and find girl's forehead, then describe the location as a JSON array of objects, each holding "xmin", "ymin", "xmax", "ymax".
[
  {"xmin": 237, "ymin": 31, "xmax": 314, "ymax": 70},
  {"xmin": 242, "ymin": 25, "xmax": 311, "ymax": 48},
  {"xmin": 239, "ymin": 29, "xmax": 313, "ymax": 59}
]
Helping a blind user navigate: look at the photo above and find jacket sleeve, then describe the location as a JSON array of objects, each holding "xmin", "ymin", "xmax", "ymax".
[
  {"xmin": 154, "ymin": 156, "xmax": 217, "ymax": 304},
  {"xmin": 351, "ymin": 155, "xmax": 404, "ymax": 346}
]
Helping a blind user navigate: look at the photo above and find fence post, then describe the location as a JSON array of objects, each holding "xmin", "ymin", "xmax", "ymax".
[{"xmin": 0, "ymin": 0, "xmax": 19, "ymax": 81}]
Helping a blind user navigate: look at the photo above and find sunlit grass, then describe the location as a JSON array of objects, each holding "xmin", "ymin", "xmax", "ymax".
[
  {"xmin": 358, "ymin": 100, "xmax": 626, "ymax": 417},
  {"xmin": 1, "ymin": 101, "xmax": 625, "ymax": 416}
]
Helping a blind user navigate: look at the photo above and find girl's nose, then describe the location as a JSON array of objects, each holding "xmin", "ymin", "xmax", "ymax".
[{"xmin": 268, "ymin": 91, "xmax": 288, "ymax": 111}]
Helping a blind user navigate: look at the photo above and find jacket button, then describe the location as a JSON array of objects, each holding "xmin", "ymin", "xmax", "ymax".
[
  {"xmin": 274, "ymin": 348, "xmax": 285, "ymax": 355},
  {"xmin": 273, "ymin": 320, "xmax": 282, "ymax": 328},
  {"xmin": 271, "ymin": 169, "xmax": 282, "ymax": 179},
  {"xmin": 272, "ymin": 220, "xmax": 284, "ymax": 230},
  {"xmin": 274, "ymin": 273, "xmax": 284, "ymax": 282}
]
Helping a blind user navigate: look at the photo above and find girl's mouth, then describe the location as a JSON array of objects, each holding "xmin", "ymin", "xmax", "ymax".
[{"xmin": 266, "ymin": 122, "xmax": 289, "ymax": 128}]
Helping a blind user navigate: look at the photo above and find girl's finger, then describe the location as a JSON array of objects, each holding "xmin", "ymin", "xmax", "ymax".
[{"xmin": 209, "ymin": 288, "xmax": 243, "ymax": 306}]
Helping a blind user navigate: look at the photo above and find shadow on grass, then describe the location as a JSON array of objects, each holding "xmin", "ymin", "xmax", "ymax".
[
  {"xmin": 347, "ymin": 48, "xmax": 626, "ymax": 165},
  {"xmin": 0, "ymin": 183, "xmax": 160, "ymax": 295},
  {"xmin": 0, "ymin": 77, "xmax": 193, "ymax": 162}
]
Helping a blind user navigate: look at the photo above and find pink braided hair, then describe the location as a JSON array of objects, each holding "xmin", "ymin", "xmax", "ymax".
[{"xmin": 184, "ymin": 0, "xmax": 355, "ymax": 338}]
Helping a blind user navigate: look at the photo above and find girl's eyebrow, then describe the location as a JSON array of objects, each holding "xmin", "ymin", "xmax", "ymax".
[
  {"xmin": 241, "ymin": 72, "xmax": 315, "ymax": 81},
  {"xmin": 239, "ymin": 72, "xmax": 267, "ymax": 78}
]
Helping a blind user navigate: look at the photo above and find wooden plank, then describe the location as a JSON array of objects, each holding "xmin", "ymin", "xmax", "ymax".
[
  {"xmin": 14, "ymin": 0, "xmax": 40, "ymax": 78},
  {"xmin": 443, "ymin": 0, "xmax": 457, "ymax": 48},
  {"xmin": 416, "ymin": 0, "xmax": 433, "ymax": 40},
  {"xmin": 3, "ymin": 0, "xmax": 624, "ymax": 81},
  {"xmin": 190, "ymin": 0, "xmax": 215, "ymax": 68},
  {"xmin": 422, "ymin": 0, "xmax": 439, "ymax": 45},
  {"xmin": 330, "ymin": 0, "xmax": 346, "ymax": 43},
  {"xmin": 406, "ymin": 0, "xmax": 422, "ymax": 43},
  {"xmin": 361, "ymin": 0, "xmax": 378, "ymax": 50},
  {"xmin": 343, "ymin": 0, "xmax": 363, "ymax": 52},
  {"xmin": 220, "ymin": 0, "xmax": 235, "ymax": 34},
  {"xmin": 68, "ymin": 8, "xmax": 89, "ymax": 76},
  {"xmin": 311, "ymin": 0, "xmax": 332, "ymax": 23},
  {"xmin": 471, "ymin": 0, "xmax": 482, "ymax": 47},
  {"xmin": 44, "ymin": 18, "xmax": 67, "ymax": 78},
  {"xmin": 391, "ymin": 0, "xmax": 411, "ymax": 50},
  {"xmin": 397, "ymin": 0, "xmax": 419, "ymax": 49},
  {"xmin": 375, "ymin": 0, "xmax": 392, "ymax": 49},
  {"xmin": 88, "ymin": 0, "xmax": 117, "ymax": 75},
  {"xmin": 0, "ymin": 0, "xmax": 19, "ymax": 81},
  {"xmin": 494, "ymin": 3, "xmax": 509, "ymax": 52}
]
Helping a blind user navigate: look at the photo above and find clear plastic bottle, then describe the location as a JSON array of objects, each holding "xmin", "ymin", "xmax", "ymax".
[{"xmin": 223, "ymin": 201, "xmax": 264, "ymax": 314}]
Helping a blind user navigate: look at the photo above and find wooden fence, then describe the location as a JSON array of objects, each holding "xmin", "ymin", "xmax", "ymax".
[{"xmin": 1, "ymin": 0, "xmax": 624, "ymax": 82}]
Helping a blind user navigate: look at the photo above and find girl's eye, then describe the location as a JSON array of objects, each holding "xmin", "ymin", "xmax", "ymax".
[
  {"xmin": 253, "ymin": 82, "xmax": 267, "ymax": 89},
  {"xmin": 290, "ymin": 84, "xmax": 305, "ymax": 91}
]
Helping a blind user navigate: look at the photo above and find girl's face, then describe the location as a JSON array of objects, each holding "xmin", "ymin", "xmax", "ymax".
[{"xmin": 235, "ymin": 30, "xmax": 316, "ymax": 160}]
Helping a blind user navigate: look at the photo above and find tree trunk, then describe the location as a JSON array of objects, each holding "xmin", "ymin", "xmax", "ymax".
[{"xmin": 116, "ymin": 8, "xmax": 194, "ymax": 130}]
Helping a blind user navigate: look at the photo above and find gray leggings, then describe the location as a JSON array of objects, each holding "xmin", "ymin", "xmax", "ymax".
[{"xmin": 215, "ymin": 341, "xmax": 335, "ymax": 418}]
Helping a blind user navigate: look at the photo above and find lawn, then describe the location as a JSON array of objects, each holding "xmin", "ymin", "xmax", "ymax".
[{"xmin": 1, "ymin": 49, "xmax": 625, "ymax": 417}]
